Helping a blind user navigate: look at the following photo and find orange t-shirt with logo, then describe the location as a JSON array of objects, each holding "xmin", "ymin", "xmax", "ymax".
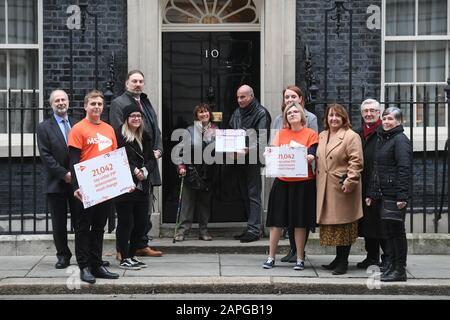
[
  {"xmin": 68, "ymin": 118, "xmax": 118, "ymax": 162},
  {"xmin": 272, "ymin": 127, "xmax": 319, "ymax": 182}
]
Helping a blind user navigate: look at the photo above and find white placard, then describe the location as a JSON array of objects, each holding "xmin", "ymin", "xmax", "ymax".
[
  {"xmin": 215, "ymin": 129, "xmax": 246, "ymax": 152},
  {"xmin": 74, "ymin": 147, "xmax": 134, "ymax": 209},
  {"xmin": 265, "ymin": 146, "xmax": 308, "ymax": 178}
]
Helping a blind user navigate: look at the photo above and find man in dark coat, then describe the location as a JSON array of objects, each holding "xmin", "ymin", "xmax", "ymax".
[
  {"xmin": 229, "ymin": 85, "xmax": 271, "ymax": 243},
  {"xmin": 109, "ymin": 70, "xmax": 163, "ymax": 257},
  {"xmin": 357, "ymin": 98, "xmax": 387, "ymax": 269},
  {"xmin": 37, "ymin": 90, "xmax": 77, "ymax": 269}
]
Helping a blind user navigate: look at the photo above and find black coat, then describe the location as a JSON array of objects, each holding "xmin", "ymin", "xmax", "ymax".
[
  {"xmin": 369, "ymin": 125, "xmax": 412, "ymax": 202},
  {"xmin": 37, "ymin": 115, "xmax": 77, "ymax": 194},
  {"xmin": 115, "ymin": 128, "xmax": 157, "ymax": 201},
  {"xmin": 358, "ymin": 124, "xmax": 382, "ymax": 238},
  {"xmin": 110, "ymin": 91, "xmax": 162, "ymax": 186},
  {"xmin": 229, "ymin": 99, "xmax": 271, "ymax": 165}
]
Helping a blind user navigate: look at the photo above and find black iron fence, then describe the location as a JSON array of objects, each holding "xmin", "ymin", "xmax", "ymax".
[{"xmin": 0, "ymin": 85, "xmax": 450, "ymax": 235}]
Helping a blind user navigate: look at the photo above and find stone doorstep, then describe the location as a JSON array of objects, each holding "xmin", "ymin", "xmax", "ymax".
[
  {"xmin": 1, "ymin": 233, "xmax": 450, "ymax": 256},
  {"xmin": 1, "ymin": 277, "xmax": 450, "ymax": 296}
]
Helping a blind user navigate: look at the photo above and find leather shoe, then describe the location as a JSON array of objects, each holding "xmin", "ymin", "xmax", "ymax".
[
  {"xmin": 356, "ymin": 258, "xmax": 379, "ymax": 269},
  {"xmin": 234, "ymin": 230, "xmax": 247, "ymax": 240},
  {"xmin": 174, "ymin": 234, "xmax": 185, "ymax": 242},
  {"xmin": 135, "ymin": 247, "xmax": 163, "ymax": 257},
  {"xmin": 102, "ymin": 260, "xmax": 110, "ymax": 267},
  {"xmin": 55, "ymin": 257, "xmax": 70, "ymax": 269},
  {"xmin": 91, "ymin": 266, "xmax": 119, "ymax": 279},
  {"xmin": 239, "ymin": 232, "xmax": 259, "ymax": 243},
  {"xmin": 80, "ymin": 267, "xmax": 96, "ymax": 284},
  {"xmin": 280, "ymin": 249, "xmax": 297, "ymax": 263},
  {"xmin": 199, "ymin": 233, "xmax": 212, "ymax": 241}
]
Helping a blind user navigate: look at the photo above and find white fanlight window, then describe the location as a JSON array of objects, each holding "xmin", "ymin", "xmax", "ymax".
[{"xmin": 163, "ymin": 0, "xmax": 260, "ymax": 25}]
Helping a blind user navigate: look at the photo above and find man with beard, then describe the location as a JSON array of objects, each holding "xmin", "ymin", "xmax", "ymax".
[
  {"xmin": 37, "ymin": 90, "xmax": 78, "ymax": 269},
  {"xmin": 109, "ymin": 70, "xmax": 163, "ymax": 258}
]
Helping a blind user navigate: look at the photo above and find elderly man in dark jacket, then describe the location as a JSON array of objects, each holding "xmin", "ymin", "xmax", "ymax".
[
  {"xmin": 109, "ymin": 70, "xmax": 163, "ymax": 258},
  {"xmin": 357, "ymin": 99, "xmax": 388, "ymax": 269},
  {"xmin": 229, "ymin": 85, "xmax": 271, "ymax": 243}
]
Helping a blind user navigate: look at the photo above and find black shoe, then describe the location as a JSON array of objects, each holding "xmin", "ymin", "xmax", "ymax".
[
  {"xmin": 234, "ymin": 230, "xmax": 248, "ymax": 240},
  {"xmin": 80, "ymin": 267, "xmax": 96, "ymax": 284},
  {"xmin": 280, "ymin": 249, "xmax": 297, "ymax": 263},
  {"xmin": 381, "ymin": 267, "xmax": 407, "ymax": 282},
  {"xmin": 102, "ymin": 260, "xmax": 111, "ymax": 267},
  {"xmin": 356, "ymin": 258, "xmax": 379, "ymax": 269},
  {"xmin": 55, "ymin": 257, "xmax": 70, "ymax": 269},
  {"xmin": 380, "ymin": 260, "xmax": 392, "ymax": 273},
  {"xmin": 239, "ymin": 232, "xmax": 260, "ymax": 243},
  {"xmin": 91, "ymin": 266, "xmax": 119, "ymax": 279},
  {"xmin": 332, "ymin": 261, "xmax": 348, "ymax": 275},
  {"xmin": 322, "ymin": 257, "xmax": 339, "ymax": 270}
]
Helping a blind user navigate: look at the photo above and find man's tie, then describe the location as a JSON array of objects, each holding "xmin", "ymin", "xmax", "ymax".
[{"xmin": 62, "ymin": 119, "xmax": 70, "ymax": 143}]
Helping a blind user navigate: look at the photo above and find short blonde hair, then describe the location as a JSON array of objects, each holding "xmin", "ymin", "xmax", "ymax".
[{"xmin": 283, "ymin": 102, "xmax": 306, "ymax": 128}]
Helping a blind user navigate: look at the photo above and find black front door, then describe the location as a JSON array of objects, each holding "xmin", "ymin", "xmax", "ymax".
[{"xmin": 162, "ymin": 32, "xmax": 260, "ymax": 223}]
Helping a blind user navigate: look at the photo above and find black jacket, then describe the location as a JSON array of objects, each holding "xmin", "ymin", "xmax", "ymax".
[
  {"xmin": 115, "ymin": 128, "xmax": 157, "ymax": 201},
  {"xmin": 229, "ymin": 99, "xmax": 271, "ymax": 165},
  {"xmin": 369, "ymin": 125, "xmax": 412, "ymax": 202},
  {"xmin": 110, "ymin": 91, "xmax": 162, "ymax": 186},
  {"xmin": 37, "ymin": 115, "xmax": 77, "ymax": 194},
  {"xmin": 359, "ymin": 124, "xmax": 380, "ymax": 198}
]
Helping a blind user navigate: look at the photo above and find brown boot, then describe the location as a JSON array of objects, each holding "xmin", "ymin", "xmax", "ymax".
[{"xmin": 135, "ymin": 246, "xmax": 163, "ymax": 257}]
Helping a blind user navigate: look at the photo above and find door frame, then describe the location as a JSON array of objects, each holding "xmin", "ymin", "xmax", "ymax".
[{"xmin": 127, "ymin": 0, "xmax": 296, "ymax": 231}]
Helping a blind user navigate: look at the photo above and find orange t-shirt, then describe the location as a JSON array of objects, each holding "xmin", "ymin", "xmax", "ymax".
[
  {"xmin": 272, "ymin": 127, "xmax": 319, "ymax": 182},
  {"xmin": 68, "ymin": 118, "xmax": 118, "ymax": 162}
]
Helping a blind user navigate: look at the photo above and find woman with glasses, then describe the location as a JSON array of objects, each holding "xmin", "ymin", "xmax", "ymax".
[
  {"xmin": 114, "ymin": 103, "xmax": 157, "ymax": 270},
  {"xmin": 262, "ymin": 102, "xmax": 318, "ymax": 270},
  {"xmin": 271, "ymin": 85, "xmax": 318, "ymax": 263}
]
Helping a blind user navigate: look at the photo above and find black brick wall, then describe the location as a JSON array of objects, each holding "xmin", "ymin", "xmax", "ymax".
[
  {"xmin": 43, "ymin": 0, "xmax": 129, "ymax": 110},
  {"xmin": 296, "ymin": 0, "xmax": 382, "ymax": 131}
]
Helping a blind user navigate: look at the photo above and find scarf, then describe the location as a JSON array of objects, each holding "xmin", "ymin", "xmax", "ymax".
[{"xmin": 363, "ymin": 119, "xmax": 382, "ymax": 140}]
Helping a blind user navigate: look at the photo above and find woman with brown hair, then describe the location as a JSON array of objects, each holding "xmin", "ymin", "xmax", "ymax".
[
  {"xmin": 316, "ymin": 103, "xmax": 363, "ymax": 275},
  {"xmin": 174, "ymin": 104, "xmax": 217, "ymax": 241}
]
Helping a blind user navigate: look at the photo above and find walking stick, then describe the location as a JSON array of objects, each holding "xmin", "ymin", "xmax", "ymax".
[{"xmin": 173, "ymin": 176, "xmax": 185, "ymax": 243}]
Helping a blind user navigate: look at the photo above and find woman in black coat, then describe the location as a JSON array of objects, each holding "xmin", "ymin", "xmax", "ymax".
[
  {"xmin": 115, "ymin": 103, "xmax": 157, "ymax": 270},
  {"xmin": 366, "ymin": 107, "xmax": 412, "ymax": 282}
]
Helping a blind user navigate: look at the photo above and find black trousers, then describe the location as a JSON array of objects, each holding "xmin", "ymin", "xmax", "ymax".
[
  {"xmin": 136, "ymin": 187, "xmax": 154, "ymax": 249},
  {"xmin": 382, "ymin": 219, "xmax": 407, "ymax": 267},
  {"xmin": 47, "ymin": 192, "xmax": 77, "ymax": 260},
  {"xmin": 115, "ymin": 199, "xmax": 149, "ymax": 259},
  {"xmin": 74, "ymin": 200, "xmax": 112, "ymax": 270},
  {"xmin": 237, "ymin": 164, "xmax": 262, "ymax": 236}
]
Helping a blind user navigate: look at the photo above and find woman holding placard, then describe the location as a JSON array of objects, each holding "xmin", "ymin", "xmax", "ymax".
[
  {"xmin": 262, "ymin": 102, "xmax": 318, "ymax": 271},
  {"xmin": 114, "ymin": 103, "xmax": 157, "ymax": 270}
]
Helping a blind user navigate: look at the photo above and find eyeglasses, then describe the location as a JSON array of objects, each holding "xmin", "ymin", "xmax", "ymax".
[
  {"xmin": 129, "ymin": 114, "xmax": 142, "ymax": 119},
  {"xmin": 362, "ymin": 108, "xmax": 379, "ymax": 114},
  {"xmin": 286, "ymin": 110, "xmax": 300, "ymax": 116}
]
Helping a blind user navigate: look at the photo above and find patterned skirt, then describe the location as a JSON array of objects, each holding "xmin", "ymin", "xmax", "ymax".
[{"xmin": 319, "ymin": 221, "xmax": 358, "ymax": 246}]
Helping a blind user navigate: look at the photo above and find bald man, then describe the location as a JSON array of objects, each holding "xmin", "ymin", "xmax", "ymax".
[{"xmin": 229, "ymin": 85, "xmax": 271, "ymax": 243}]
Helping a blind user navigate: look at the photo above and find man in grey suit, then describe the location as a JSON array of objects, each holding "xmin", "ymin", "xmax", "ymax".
[
  {"xmin": 37, "ymin": 90, "xmax": 78, "ymax": 269},
  {"xmin": 109, "ymin": 70, "xmax": 163, "ymax": 257}
]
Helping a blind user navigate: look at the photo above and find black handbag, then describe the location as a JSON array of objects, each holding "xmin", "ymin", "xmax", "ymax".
[
  {"xmin": 381, "ymin": 199, "xmax": 406, "ymax": 222},
  {"xmin": 184, "ymin": 165, "xmax": 208, "ymax": 190}
]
